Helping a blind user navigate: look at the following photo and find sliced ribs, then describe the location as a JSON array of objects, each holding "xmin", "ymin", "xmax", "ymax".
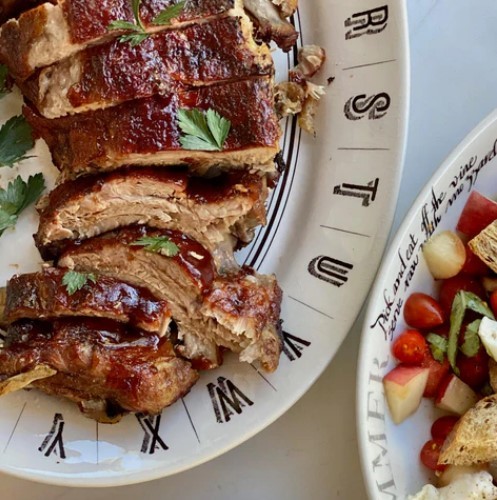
[
  {"xmin": 4, "ymin": 267, "xmax": 171, "ymax": 335},
  {"xmin": 0, "ymin": 0, "xmax": 237, "ymax": 80},
  {"xmin": 20, "ymin": 14, "xmax": 273, "ymax": 118},
  {"xmin": 0, "ymin": 318, "xmax": 199, "ymax": 418},
  {"xmin": 57, "ymin": 226, "xmax": 283, "ymax": 372},
  {"xmin": 24, "ymin": 77, "xmax": 281, "ymax": 180},
  {"xmin": 35, "ymin": 168, "xmax": 268, "ymax": 268}
]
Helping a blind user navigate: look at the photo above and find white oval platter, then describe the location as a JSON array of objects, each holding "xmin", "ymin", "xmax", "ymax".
[
  {"xmin": 0, "ymin": 0, "xmax": 409, "ymax": 486},
  {"xmin": 358, "ymin": 108, "xmax": 497, "ymax": 498}
]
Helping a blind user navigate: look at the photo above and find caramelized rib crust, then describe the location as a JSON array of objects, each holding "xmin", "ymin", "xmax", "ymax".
[
  {"xmin": 58, "ymin": 226, "xmax": 283, "ymax": 371},
  {"xmin": 24, "ymin": 77, "xmax": 281, "ymax": 179},
  {"xmin": 4, "ymin": 268, "xmax": 171, "ymax": 335},
  {"xmin": 35, "ymin": 168, "xmax": 268, "ymax": 264},
  {"xmin": 0, "ymin": 0, "xmax": 236, "ymax": 80},
  {"xmin": 21, "ymin": 15, "xmax": 273, "ymax": 118},
  {"xmin": 0, "ymin": 318, "xmax": 199, "ymax": 415}
]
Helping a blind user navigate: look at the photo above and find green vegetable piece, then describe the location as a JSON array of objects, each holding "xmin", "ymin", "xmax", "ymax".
[
  {"xmin": 62, "ymin": 271, "xmax": 97, "ymax": 296},
  {"xmin": 460, "ymin": 319, "xmax": 482, "ymax": 358},
  {"xmin": 0, "ymin": 116, "xmax": 35, "ymax": 168},
  {"xmin": 426, "ymin": 333, "xmax": 448, "ymax": 363},
  {"xmin": 0, "ymin": 173, "xmax": 45, "ymax": 237},
  {"xmin": 153, "ymin": 1, "xmax": 185, "ymax": 25},
  {"xmin": 178, "ymin": 108, "xmax": 231, "ymax": 151},
  {"xmin": 131, "ymin": 236, "xmax": 180, "ymax": 256}
]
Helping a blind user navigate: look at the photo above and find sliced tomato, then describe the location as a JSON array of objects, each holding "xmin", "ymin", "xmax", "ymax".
[
  {"xmin": 461, "ymin": 245, "xmax": 490, "ymax": 276},
  {"xmin": 439, "ymin": 275, "xmax": 486, "ymax": 316},
  {"xmin": 490, "ymin": 290, "xmax": 497, "ymax": 317},
  {"xmin": 430, "ymin": 415, "xmax": 459, "ymax": 441},
  {"xmin": 391, "ymin": 330, "xmax": 427, "ymax": 365},
  {"xmin": 404, "ymin": 293, "xmax": 445, "ymax": 330},
  {"xmin": 421, "ymin": 352, "xmax": 450, "ymax": 398},
  {"xmin": 420, "ymin": 438, "xmax": 446, "ymax": 472},
  {"xmin": 456, "ymin": 347, "xmax": 489, "ymax": 390}
]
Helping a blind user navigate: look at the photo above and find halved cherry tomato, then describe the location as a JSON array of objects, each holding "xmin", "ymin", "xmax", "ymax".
[
  {"xmin": 439, "ymin": 275, "xmax": 486, "ymax": 316},
  {"xmin": 430, "ymin": 416, "xmax": 459, "ymax": 441},
  {"xmin": 421, "ymin": 353, "xmax": 450, "ymax": 398},
  {"xmin": 490, "ymin": 290, "xmax": 497, "ymax": 317},
  {"xmin": 456, "ymin": 347, "xmax": 489, "ymax": 390},
  {"xmin": 404, "ymin": 293, "xmax": 444, "ymax": 329},
  {"xmin": 461, "ymin": 245, "xmax": 489, "ymax": 276},
  {"xmin": 420, "ymin": 438, "xmax": 446, "ymax": 472},
  {"xmin": 392, "ymin": 330, "xmax": 427, "ymax": 365}
]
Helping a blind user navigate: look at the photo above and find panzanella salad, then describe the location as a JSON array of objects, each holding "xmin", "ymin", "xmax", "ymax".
[{"xmin": 383, "ymin": 190, "xmax": 497, "ymax": 498}]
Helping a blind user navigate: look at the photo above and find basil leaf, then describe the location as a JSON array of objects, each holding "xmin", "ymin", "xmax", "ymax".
[
  {"xmin": 426, "ymin": 333, "xmax": 448, "ymax": 363},
  {"xmin": 460, "ymin": 319, "xmax": 482, "ymax": 357}
]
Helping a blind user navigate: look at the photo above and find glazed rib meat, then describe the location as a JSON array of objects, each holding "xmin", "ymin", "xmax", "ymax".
[
  {"xmin": 20, "ymin": 14, "xmax": 273, "ymax": 118},
  {"xmin": 35, "ymin": 168, "xmax": 268, "ymax": 267},
  {"xmin": 24, "ymin": 77, "xmax": 281, "ymax": 180},
  {"xmin": 0, "ymin": 0, "xmax": 237, "ymax": 80},
  {"xmin": 4, "ymin": 268, "xmax": 171, "ymax": 335},
  {"xmin": 57, "ymin": 226, "xmax": 283, "ymax": 372},
  {"xmin": 0, "ymin": 318, "xmax": 199, "ymax": 417}
]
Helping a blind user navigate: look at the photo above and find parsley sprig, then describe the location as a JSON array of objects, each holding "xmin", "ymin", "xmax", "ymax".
[
  {"xmin": 0, "ymin": 173, "xmax": 45, "ymax": 237},
  {"xmin": 62, "ymin": 270, "xmax": 97, "ymax": 295},
  {"xmin": 0, "ymin": 65, "xmax": 11, "ymax": 100},
  {"xmin": 0, "ymin": 115, "xmax": 35, "ymax": 168},
  {"xmin": 131, "ymin": 236, "xmax": 180, "ymax": 256},
  {"xmin": 108, "ymin": 0, "xmax": 186, "ymax": 46},
  {"xmin": 178, "ymin": 108, "xmax": 231, "ymax": 151}
]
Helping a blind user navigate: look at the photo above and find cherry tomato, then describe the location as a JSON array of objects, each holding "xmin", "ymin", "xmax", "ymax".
[
  {"xmin": 461, "ymin": 245, "xmax": 489, "ymax": 276},
  {"xmin": 439, "ymin": 275, "xmax": 486, "ymax": 316},
  {"xmin": 490, "ymin": 290, "xmax": 497, "ymax": 317},
  {"xmin": 420, "ymin": 439, "xmax": 446, "ymax": 472},
  {"xmin": 430, "ymin": 416, "xmax": 459, "ymax": 441},
  {"xmin": 392, "ymin": 330, "xmax": 427, "ymax": 364},
  {"xmin": 404, "ymin": 293, "xmax": 444, "ymax": 329},
  {"xmin": 421, "ymin": 353, "xmax": 450, "ymax": 398},
  {"xmin": 456, "ymin": 347, "xmax": 489, "ymax": 390}
]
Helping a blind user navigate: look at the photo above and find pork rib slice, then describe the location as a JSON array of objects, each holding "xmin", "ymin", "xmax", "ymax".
[
  {"xmin": 20, "ymin": 13, "xmax": 273, "ymax": 118},
  {"xmin": 4, "ymin": 267, "xmax": 171, "ymax": 335},
  {"xmin": 0, "ymin": 318, "xmax": 199, "ymax": 419},
  {"xmin": 0, "ymin": 0, "xmax": 236, "ymax": 80},
  {"xmin": 24, "ymin": 77, "xmax": 281, "ymax": 180},
  {"xmin": 35, "ymin": 168, "xmax": 268, "ymax": 268},
  {"xmin": 57, "ymin": 226, "xmax": 283, "ymax": 372}
]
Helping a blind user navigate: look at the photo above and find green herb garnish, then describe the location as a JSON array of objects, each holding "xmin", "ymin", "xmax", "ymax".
[
  {"xmin": 0, "ymin": 65, "xmax": 11, "ymax": 100},
  {"xmin": 0, "ymin": 173, "xmax": 45, "ymax": 237},
  {"xmin": 131, "ymin": 236, "xmax": 180, "ymax": 256},
  {"xmin": 62, "ymin": 271, "xmax": 97, "ymax": 295},
  {"xmin": 178, "ymin": 108, "xmax": 231, "ymax": 151},
  {"xmin": 448, "ymin": 291, "xmax": 494, "ymax": 373},
  {"xmin": 0, "ymin": 116, "xmax": 35, "ymax": 168},
  {"xmin": 460, "ymin": 319, "xmax": 482, "ymax": 358},
  {"xmin": 426, "ymin": 333, "xmax": 448, "ymax": 363},
  {"xmin": 108, "ymin": 0, "xmax": 185, "ymax": 46}
]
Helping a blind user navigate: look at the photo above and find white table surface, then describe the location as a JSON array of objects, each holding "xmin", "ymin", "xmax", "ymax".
[{"xmin": 5, "ymin": 1, "xmax": 497, "ymax": 498}]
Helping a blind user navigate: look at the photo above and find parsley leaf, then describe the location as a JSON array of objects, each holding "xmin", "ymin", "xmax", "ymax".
[
  {"xmin": 108, "ymin": 0, "xmax": 185, "ymax": 46},
  {"xmin": 460, "ymin": 319, "xmax": 482, "ymax": 357},
  {"xmin": 426, "ymin": 333, "xmax": 448, "ymax": 363},
  {"xmin": 153, "ymin": 1, "xmax": 186, "ymax": 25},
  {"xmin": 0, "ymin": 116, "xmax": 35, "ymax": 168},
  {"xmin": 131, "ymin": 236, "xmax": 180, "ymax": 256},
  {"xmin": 0, "ymin": 173, "xmax": 45, "ymax": 237},
  {"xmin": 0, "ymin": 65, "xmax": 11, "ymax": 100},
  {"xmin": 62, "ymin": 270, "xmax": 97, "ymax": 295},
  {"xmin": 178, "ymin": 108, "xmax": 231, "ymax": 151}
]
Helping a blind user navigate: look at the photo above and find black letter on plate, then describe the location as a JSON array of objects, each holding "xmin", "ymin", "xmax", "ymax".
[
  {"xmin": 344, "ymin": 93, "xmax": 391, "ymax": 121},
  {"xmin": 334, "ymin": 178, "xmax": 379, "ymax": 207},
  {"xmin": 282, "ymin": 331, "xmax": 311, "ymax": 361},
  {"xmin": 345, "ymin": 6, "xmax": 389, "ymax": 39},
  {"xmin": 136, "ymin": 413, "xmax": 168, "ymax": 454},
  {"xmin": 207, "ymin": 376, "xmax": 254, "ymax": 423},
  {"xmin": 39, "ymin": 413, "xmax": 66, "ymax": 459},
  {"xmin": 308, "ymin": 256, "xmax": 353, "ymax": 287}
]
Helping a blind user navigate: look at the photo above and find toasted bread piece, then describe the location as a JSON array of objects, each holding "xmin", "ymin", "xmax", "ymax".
[
  {"xmin": 439, "ymin": 394, "xmax": 497, "ymax": 466},
  {"xmin": 468, "ymin": 221, "xmax": 497, "ymax": 273}
]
